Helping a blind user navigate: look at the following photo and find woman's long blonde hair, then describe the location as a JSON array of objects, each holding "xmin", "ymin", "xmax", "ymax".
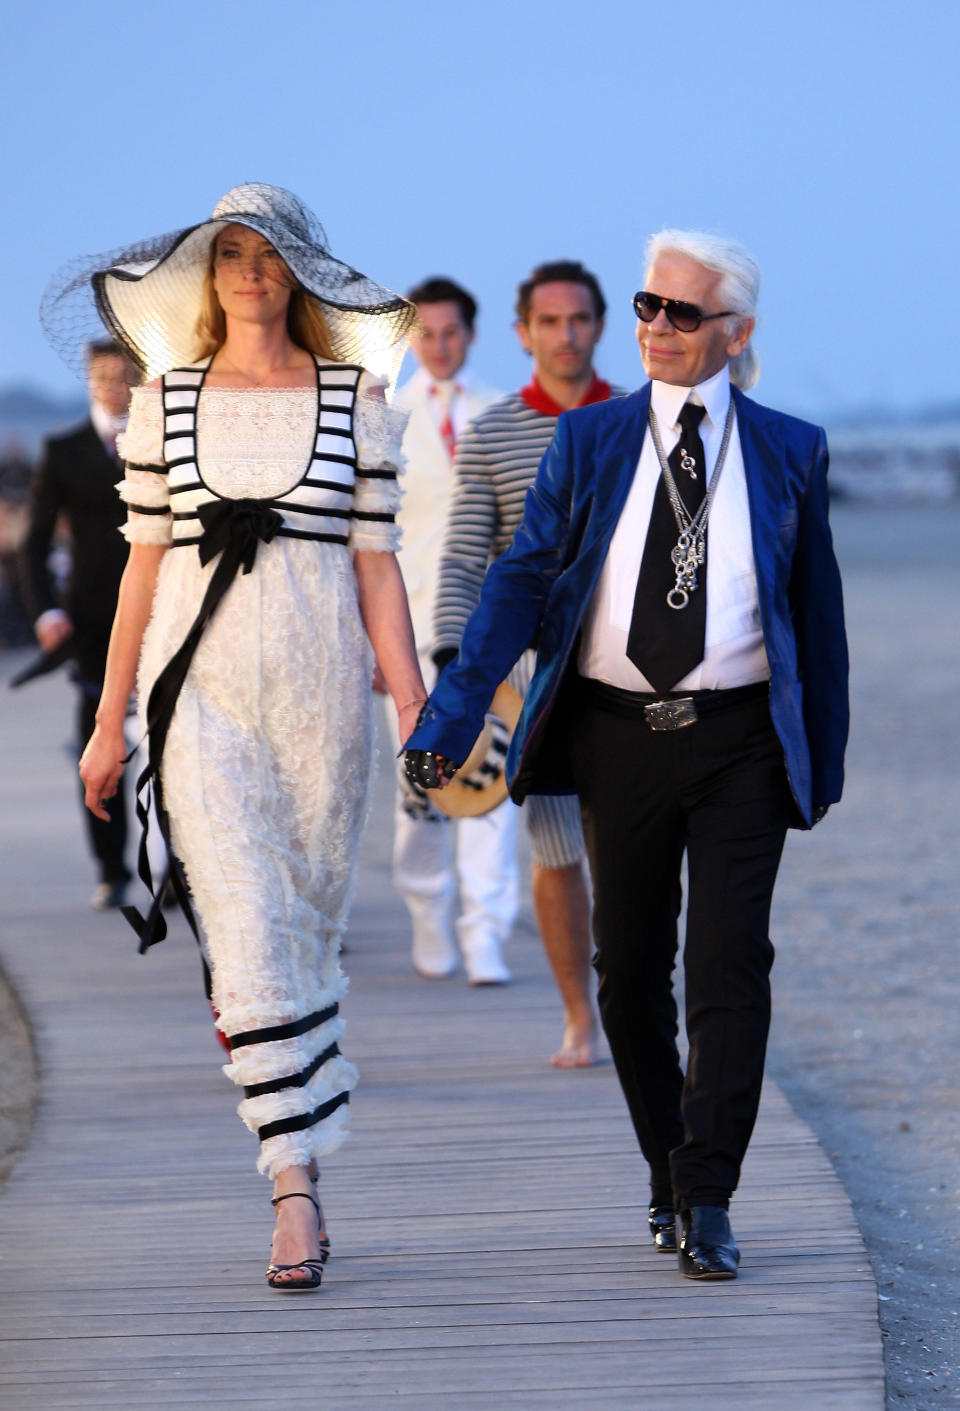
[{"xmin": 193, "ymin": 236, "xmax": 336, "ymax": 361}]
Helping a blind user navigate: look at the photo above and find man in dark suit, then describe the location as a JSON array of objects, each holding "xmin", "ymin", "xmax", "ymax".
[
  {"xmin": 20, "ymin": 341, "xmax": 138, "ymax": 908},
  {"xmin": 405, "ymin": 231, "xmax": 849, "ymax": 1281}
]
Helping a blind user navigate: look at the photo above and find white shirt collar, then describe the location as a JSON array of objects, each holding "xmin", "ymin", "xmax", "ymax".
[
  {"xmin": 650, "ymin": 363, "xmax": 731, "ymax": 432},
  {"xmin": 411, "ymin": 363, "xmax": 473, "ymax": 397},
  {"xmin": 90, "ymin": 399, "xmax": 128, "ymax": 442}
]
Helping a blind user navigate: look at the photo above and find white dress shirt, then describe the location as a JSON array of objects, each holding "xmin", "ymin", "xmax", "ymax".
[
  {"xmin": 423, "ymin": 365, "xmax": 478, "ymax": 442},
  {"xmin": 578, "ymin": 364, "xmax": 770, "ymax": 692},
  {"xmin": 393, "ymin": 365, "xmax": 502, "ymax": 652},
  {"xmin": 90, "ymin": 398, "xmax": 128, "ymax": 451}
]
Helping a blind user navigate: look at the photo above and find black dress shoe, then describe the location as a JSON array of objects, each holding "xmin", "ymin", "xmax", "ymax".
[
  {"xmin": 648, "ymin": 1205, "xmax": 677, "ymax": 1252},
  {"xmin": 678, "ymin": 1206, "xmax": 740, "ymax": 1280}
]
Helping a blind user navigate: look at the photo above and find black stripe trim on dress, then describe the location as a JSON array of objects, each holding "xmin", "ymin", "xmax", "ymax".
[
  {"xmin": 356, "ymin": 468, "xmax": 397, "ymax": 480},
  {"xmin": 127, "ymin": 502, "xmax": 170, "ymax": 516},
  {"xmin": 242, "ymin": 1042, "xmax": 340, "ymax": 1099},
  {"xmin": 313, "ymin": 426, "xmax": 353, "ymax": 440},
  {"xmin": 163, "ymin": 430, "xmax": 196, "ymax": 443},
  {"xmin": 257, "ymin": 1090, "xmax": 350, "ymax": 1143},
  {"xmin": 275, "ymin": 503, "xmax": 351, "ymax": 520},
  {"xmin": 298, "ymin": 476, "xmax": 357, "ymax": 495},
  {"xmin": 173, "ymin": 504, "xmax": 351, "ymax": 522},
  {"xmin": 171, "ymin": 504, "xmax": 350, "ymax": 522},
  {"xmin": 124, "ymin": 461, "xmax": 168, "ymax": 475},
  {"xmin": 307, "ymin": 452, "xmax": 357, "ymax": 469},
  {"xmin": 278, "ymin": 527, "xmax": 350, "ymax": 543},
  {"xmin": 228, "ymin": 1003, "xmax": 339, "ymax": 1050},
  {"xmin": 165, "ymin": 455, "xmax": 199, "ymax": 470},
  {"xmin": 353, "ymin": 509, "xmax": 396, "ymax": 522},
  {"xmin": 170, "ymin": 528, "xmax": 350, "ymax": 547},
  {"xmin": 168, "ymin": 481, "xmax": 203, "ymax": 496}
]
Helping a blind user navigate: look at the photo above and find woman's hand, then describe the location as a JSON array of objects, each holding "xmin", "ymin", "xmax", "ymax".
[
  {"xmin": 396, "ymin": 698, "xmax": 427, "ymax": 746},
  {"xmin": 79, "ymin": 723, "xmax": 127, "ymax": 821}
]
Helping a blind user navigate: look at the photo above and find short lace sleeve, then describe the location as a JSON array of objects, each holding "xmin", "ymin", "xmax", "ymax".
[
  {"xmin": 350, "ymin": 371, "xmax": 408, "ymax": 553},
  {"xmin": 116, "ymin": 386, "xmax": 171, "ymax": 545}
]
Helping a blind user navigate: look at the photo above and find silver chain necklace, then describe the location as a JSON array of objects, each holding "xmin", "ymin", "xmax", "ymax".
[{"xmin": 648, "ymin": 400, "xmax": 736, "ymax": 610}]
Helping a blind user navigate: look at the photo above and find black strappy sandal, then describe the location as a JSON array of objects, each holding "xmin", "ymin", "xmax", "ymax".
[
  {"xmin": 307, "ymin": 1166, "xmax": 332, "ymax": 1266},
  {"xmin": 265, "ymin": 1191, "xmax": 329, "ymax": 1292}
]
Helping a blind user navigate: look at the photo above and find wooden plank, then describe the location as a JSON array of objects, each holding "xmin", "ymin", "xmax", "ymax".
[{"xmin": 0, "ymin": 658, "xmax": 885, "ymax": 1409}]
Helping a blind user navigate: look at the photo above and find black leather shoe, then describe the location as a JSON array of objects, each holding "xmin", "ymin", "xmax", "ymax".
[
  {"xmin": 678, "ymin": 1206, "xmax": 740, "ymax": 1280},
  {"xmin": 648, "ymin": 1205, "xmax": 677, "ymax": 1252}
]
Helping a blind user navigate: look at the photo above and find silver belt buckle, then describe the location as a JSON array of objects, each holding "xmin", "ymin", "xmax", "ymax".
[{"xmin": 644, "ymin": 697, "xmax": 698, "ymax": 731}]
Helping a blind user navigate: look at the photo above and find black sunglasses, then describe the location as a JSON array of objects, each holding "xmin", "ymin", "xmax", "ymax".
[{"xmin": 633, "ymin": 290, "xmax": 733, "ymax": 333}]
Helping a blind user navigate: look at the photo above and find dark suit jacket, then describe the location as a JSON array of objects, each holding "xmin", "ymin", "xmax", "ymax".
[
  {"xmin": 19, "ymin": 420, "xmax": 128, "ymax": 683},
  {"xmin": 407, "ymin": 384, "xmax": 849, "ymax": 828}
]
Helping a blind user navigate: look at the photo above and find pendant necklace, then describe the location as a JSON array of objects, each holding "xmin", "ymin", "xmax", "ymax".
[{"xmin": 647, "ymin": 400, "xmax": 735, "ymax": 611}]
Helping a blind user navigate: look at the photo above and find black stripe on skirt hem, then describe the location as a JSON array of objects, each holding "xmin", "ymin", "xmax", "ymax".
[
  {"xmin": 257, "ymin": 1090, "xmax": 349, "ymax": 1142},
  {"xmin": 242, "ymin": 1042, "xmax": 340, "ymax": 1099},
  {"xmin": 228, "ymin": 1003, "xmax": 338, "ymax": 1051}
]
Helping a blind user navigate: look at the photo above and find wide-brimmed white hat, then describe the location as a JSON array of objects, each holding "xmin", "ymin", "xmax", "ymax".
[
  {"xmin": 426, "ymin": 682, "xmax": 524, "ymax": 819},
  {"xmin": 41, "ymin": 183, "xmax": 415, "ymax": 382}
]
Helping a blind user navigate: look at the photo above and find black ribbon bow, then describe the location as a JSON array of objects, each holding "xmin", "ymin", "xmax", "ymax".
[
  {"xmin": 197, "ymin": 497, "xmax": 283, "ymax": 573},
  {"xmin": 121, "ymin": 497, "xmax": 283, "ymax": 953}
]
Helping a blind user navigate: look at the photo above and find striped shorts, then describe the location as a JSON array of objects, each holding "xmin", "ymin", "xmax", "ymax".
[{"xmin": 508, "ymin": 653, "xmax": 585, "ymax": 870}]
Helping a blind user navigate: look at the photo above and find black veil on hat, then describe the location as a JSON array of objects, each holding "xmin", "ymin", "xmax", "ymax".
[{"xmin": 41, "ymin": 183, "xmax": 416, "ymax": 383}]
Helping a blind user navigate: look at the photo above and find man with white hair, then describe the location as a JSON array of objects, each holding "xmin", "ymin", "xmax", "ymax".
[{"xmin": 404, "ymin": 230, "xmax": 849, "ymax": 1281}]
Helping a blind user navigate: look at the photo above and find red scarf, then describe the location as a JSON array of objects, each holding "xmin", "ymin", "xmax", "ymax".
[{"xmin": 520, "ymin": 372, "xmax": 612, "ymax": 416}]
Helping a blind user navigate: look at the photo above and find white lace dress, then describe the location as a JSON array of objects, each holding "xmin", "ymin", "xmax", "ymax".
[{"xmin": 117, "ymin": 361, "xmax": 405, "ymax": 1177}]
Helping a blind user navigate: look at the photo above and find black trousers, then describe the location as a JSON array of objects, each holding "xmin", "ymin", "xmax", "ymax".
[
  {"xmin": 77, "ymin": 689, "xmax": 130, "ymax": 885},
  {"xmin": 570, "ymin": 685, "xmax": 797, "ymax": 1209}
]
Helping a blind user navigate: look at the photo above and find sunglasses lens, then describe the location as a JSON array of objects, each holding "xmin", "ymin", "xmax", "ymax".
[
  {"xmin": 667, "ymin": 301, "xmax": 702, "ymax": 332},
  {"xmin": 634, "ymin": 293, "xmax": 704, "ymax": 330}
]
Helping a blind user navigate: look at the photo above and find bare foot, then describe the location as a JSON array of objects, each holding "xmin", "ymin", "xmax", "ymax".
[{"xmin": 551, "ymin": 1021, "xmax": 600, "ymax": 1068}]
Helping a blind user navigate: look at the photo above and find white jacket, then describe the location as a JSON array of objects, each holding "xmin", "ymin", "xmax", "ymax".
[{"xmin": 393, "ymin": 365, "xmax": 502, "ymax": 654}]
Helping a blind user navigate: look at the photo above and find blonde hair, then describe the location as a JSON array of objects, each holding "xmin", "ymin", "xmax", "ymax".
[{"xmin": 193, "ymin": 236, "xmax": 335, "ymax": 361}]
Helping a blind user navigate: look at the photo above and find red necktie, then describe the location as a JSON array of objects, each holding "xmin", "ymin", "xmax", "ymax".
[{"xmin": 431, "ymin": 383, "xmax": 458, "ymax": 461}]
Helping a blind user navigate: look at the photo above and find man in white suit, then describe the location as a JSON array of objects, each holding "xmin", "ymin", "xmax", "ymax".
[{"xmin": 390, "ymin": 278, "xmax": 518, "ymax": 984}]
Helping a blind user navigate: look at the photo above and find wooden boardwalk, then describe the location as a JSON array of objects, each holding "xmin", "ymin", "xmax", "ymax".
[{"xmin": 0, "ymin": 661, "xmax": 884, "ymax": 1409}]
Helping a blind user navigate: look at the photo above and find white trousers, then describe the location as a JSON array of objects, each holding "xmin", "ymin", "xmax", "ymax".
[
  {"xmin": 392, "ymin": 786, "xmax": 520, "ymax": 955},
  {"xmin": 384, "ymin": 657, "xmax": 520, "ymax": 958}
]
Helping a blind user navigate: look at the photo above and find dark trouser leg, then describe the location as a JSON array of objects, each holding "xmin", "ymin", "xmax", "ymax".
[
  {"xmin": 77, "ymin": 689, "xmax": 130, "ymax": 884},
  {"xmin": 669, "ymin": 699, "xmax": 794, "ymax": 1208},
  {"xmin": 570, "ymin": 700, "xmax": 686, "ymax": 1207},
  {"xmin": 671, "ymin": 826, "xmax": 784, "ymax": 1206}
]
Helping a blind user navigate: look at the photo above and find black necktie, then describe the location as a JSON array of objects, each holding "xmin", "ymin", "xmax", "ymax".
[{"xmin": 626, "ymin": 400, "xmax": 708, "ymax": 692}]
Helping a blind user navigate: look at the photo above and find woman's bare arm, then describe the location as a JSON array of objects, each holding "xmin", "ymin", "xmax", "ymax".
[
  {"xmin": 353, "ymin": 549, "xmax": 427, "ymax": 745},
  {"xmin": 79, "ymin": 543, "xmax": 166, "ymax": 819}
]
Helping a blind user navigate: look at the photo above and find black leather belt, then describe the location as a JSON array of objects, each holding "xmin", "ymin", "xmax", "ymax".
[{"xmin": 581, "ymin": 679, "xmax": 769, "ymax": 731}]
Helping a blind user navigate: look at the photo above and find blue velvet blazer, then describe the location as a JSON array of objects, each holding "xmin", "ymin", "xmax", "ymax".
[{"xmin": 407, "ymin": 383, "xmax": 849, "ymax": 828}]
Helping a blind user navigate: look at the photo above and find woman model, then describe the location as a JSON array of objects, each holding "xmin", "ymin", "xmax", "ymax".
[{"xmin": 45, "ymin": 184, "xmax": 426, "ymax": 1291}]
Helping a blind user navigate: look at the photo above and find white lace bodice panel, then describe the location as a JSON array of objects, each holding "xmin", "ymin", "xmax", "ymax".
[
  {"xmin": 198, "ymin": 387, "xmax": 318, "ymax": 500},
  {"xmin": 117, "ymin": 364, "xmax": 407, "ymax": 552}
]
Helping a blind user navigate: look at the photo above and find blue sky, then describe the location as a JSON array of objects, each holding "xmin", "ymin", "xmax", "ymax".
[{"xmin": 2, "ymin": 0, "xmax": 957, "ymax": 418}]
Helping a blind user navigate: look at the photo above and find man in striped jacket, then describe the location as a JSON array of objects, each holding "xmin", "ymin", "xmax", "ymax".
[{"xmin": 432, "ymin": 261, "xmax": 624, "ymax": 1067}]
